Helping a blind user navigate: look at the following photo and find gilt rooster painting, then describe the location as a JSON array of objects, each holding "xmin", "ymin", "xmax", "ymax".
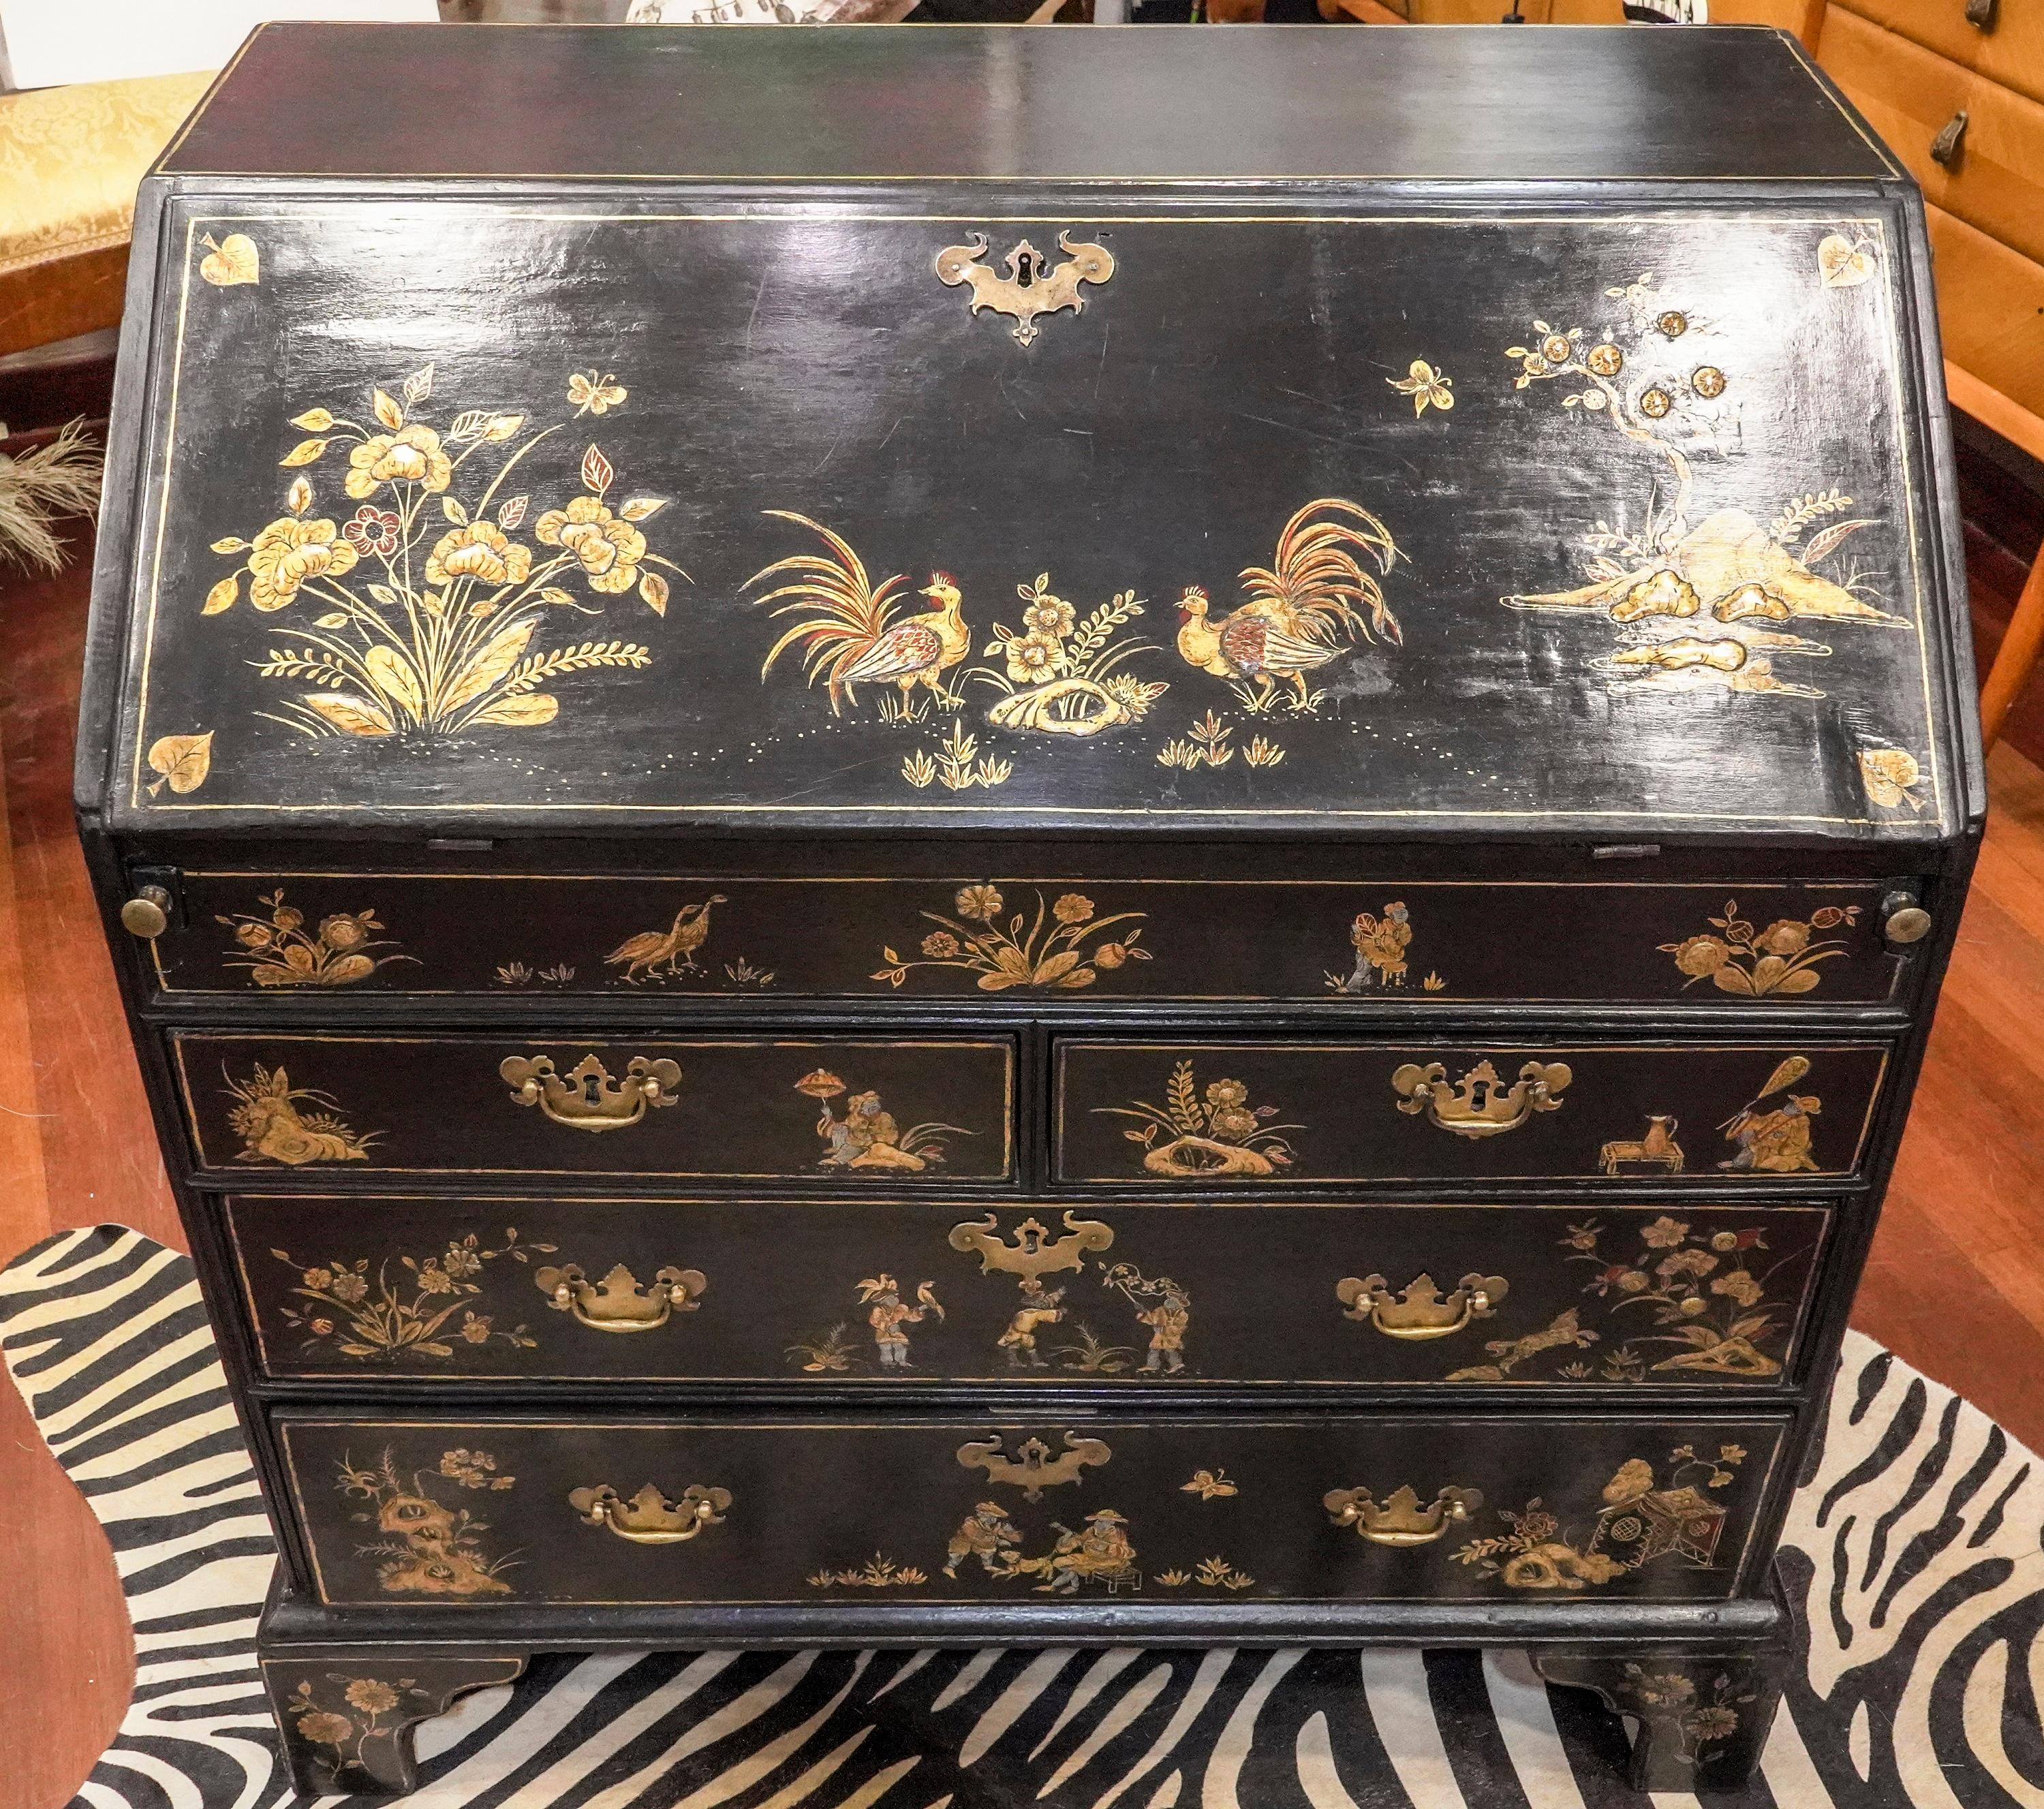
[
  {"xmin": 748, "ymin": 511, "xmax": 970, "ymax": 720},
  {"xmin": 1174, "ymin": 499, "xmax": 1404, "ymax": 712}
]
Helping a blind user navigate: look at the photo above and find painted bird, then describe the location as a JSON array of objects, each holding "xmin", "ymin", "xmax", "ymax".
[
  {"xmin": 1175, "ymin": 586, "xmax": 1349, "ymax": 713},
  {"xmin": 833, "ymin": 573, "xmax": 972, "ymax": 714},
  {"xmin": 605, "ymin": 895, "xmax": 726, "ymax": 983}
]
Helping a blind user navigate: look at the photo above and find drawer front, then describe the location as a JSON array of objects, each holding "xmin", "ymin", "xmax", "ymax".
[
  {"xmin": 1927, "ymin": 202, "xmax": 2044, "ymax": 422},
  {"xmin": 1055, "ymin": 1040, "xmax": 1887, "ymax": 1186},
  {"xmin": 228, "ymin": 1194, "xmax": 1829, "ymax": 1389},
  {"xmin": 144, "ymin": 873, "xmax": 1906, "ymax": 1007},
  {"xmin": 1823, "ymin": 8, "xmax": 2044, "ymax": 268},
  {"xmin": 1827, "ymin": 0, "xmax": 2044, "ymax": 112},
  {"xmin": 277, "ymin": 1412, "xmax": 1784, "ymax": 1607},
  {"xmin": 171, "ymin": 1034, "xmax": 1015, "ymax": 1181}
]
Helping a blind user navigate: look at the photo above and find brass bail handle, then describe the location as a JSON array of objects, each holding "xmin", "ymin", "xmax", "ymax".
[
  {"xmin": 500, "ymin": 1053, "xmax": 682, "ymax": 1132},
  {"xmin": 1391, "ymin": 1058, "xmax": 1571, "ymax": 1138},
  {"xmin": 536, "ymin": 1261, "xmax": 706, "ymax": 1332},
  {"xmin": 1324, "ymin": 1483, "xmax": 1484, "ymax": 1547},
  {"xmin": 1337, "ymin": 1271, "xmax": 1509, "ymax": 1340},
  {"xmin": 570, "ymin": 1481, "xmax": 732, "ymax": 1545}
]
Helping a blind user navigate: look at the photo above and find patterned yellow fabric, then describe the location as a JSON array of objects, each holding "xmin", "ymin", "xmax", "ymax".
[{"xmin": 0, "ymin": 71, "xmax": 213, "ymax": 279}]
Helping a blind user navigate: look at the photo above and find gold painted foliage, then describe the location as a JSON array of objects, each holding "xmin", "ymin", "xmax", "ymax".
[
  {"xmin": 339, "ymin": 1447, "xmax": 517, "ymax": 1597},
  {"xmin": 1098, "ymin": 1060, "xmax": 1301, "ymax": 1178},
  {"xmin": 145, "ymin": 730, "xmax": 213, "ymax": 795},
  {"xmin": 218, "ymin": 888, "xmax": 416, "ymax": 988},
  {"xmin": 204, "ymin": 367, "xmax": 683, "ymax": 739},
  {"xmin": 273, "ymin": 1228, "xmax": 555, "ymax": 1362},
  {"xmin": 225, "ymin": 1064, "xmax": 377, "ymax": 1166},
  {"xmin": 1660, "ymin": 899, "xmax": 1861, "ymax": 998},
  {"xmin": 872, "ymin": 884, "xmax": 1149, "ymax": 991}
]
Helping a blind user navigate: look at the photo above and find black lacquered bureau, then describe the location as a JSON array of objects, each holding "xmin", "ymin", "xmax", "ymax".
[{"xmin": 76, "ymin": 19, "xmax": 1981, "ymax": 1795}]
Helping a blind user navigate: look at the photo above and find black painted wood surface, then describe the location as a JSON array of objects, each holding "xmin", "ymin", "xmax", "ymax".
[
  {"xmin": 228, "ymin": 1194, "xmax": 1830, "ymax": 1388},
  {"xmin": 144, "ymin": 871, "xmax": 1908, "ymax": 1006},
  {"xmin": 275, "ymin": 1410, "xmax": 1786, "ymax": 1607},
  {"xmin": 158, "ymin": 25, "xmax": 1895, "ymax": 184}
]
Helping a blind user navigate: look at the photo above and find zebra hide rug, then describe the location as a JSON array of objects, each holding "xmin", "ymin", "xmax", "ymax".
[{"xmin": 3, "ymin": 1225, "xmax": 2038, "ymax": 1808}]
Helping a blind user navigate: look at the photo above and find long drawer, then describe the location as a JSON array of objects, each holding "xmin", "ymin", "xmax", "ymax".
[
  {"xmin": 142, "ymin": 872, "xmax": 1908, "ymax": 1007},
  {"xmin": 227, "ymin": 1194, "xmax": 1829, "ymax": 1389},
  {"xmin": 276, "ymin": 1410, "xmax": 1786, "ymax": 1607},
  {"xmin": 1825, "ymin": 0, "xmax": 2044, "ymax": 112},
  {"xmin": 170, "ymin": 1034, "xmax": 1015, "ymax": 1181},
  {"xmin": 1054, "ymin": 1040, "xmax": 1887, "ymax": 1186}
]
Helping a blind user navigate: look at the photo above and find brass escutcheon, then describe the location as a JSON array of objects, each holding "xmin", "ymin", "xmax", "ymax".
[
  {"xmin": 570, "ymin": 1481, "xmax": 731, "ymax": 1545},
  {"xmin": 500, "ymin": 1053, "xmax": 681, "ymax": 1132},
  {"xmin": 933, "ymin": 231, "xmax": 1115, "ymax": 347},
  {"xmin": 1337, "ymin": 1271, "xmax": 1508, "ymax": 1340},
  {"xmin": 948, "ymin": 1211, "xmax": 1114, "ymax": 1284},
  {"xmin": 536, "ymin": 1261, "xmax": 707, "ymax": 1331},
  {"xmin": 1323, "ymin": 1483, "xmax": 1484, "ymax": 1547},
  {"xmin": 956, "ymin": 1431, "xmax": 1112, "ymax": 1502},
  {"xmin": 1391, "ymin": 1058, "xmax": 1571, "ymax": 1137}
]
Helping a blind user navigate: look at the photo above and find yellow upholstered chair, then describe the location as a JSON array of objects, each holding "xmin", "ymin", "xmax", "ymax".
[{"xmin": 0, "ymin": 72, "xmax": 213, "ymax": 360}]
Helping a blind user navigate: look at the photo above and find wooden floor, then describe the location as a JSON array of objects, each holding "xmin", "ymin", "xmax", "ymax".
[{"xmin": 5, "ymin": 531, "xmax": 2044, "ymax": 1807}]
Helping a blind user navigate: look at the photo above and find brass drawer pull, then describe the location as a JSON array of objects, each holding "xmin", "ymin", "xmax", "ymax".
[
  {"xmin": 1324, "ymin": 1483, "xmax": 1483, "ymax": 1547},
  {"xmin": 1337, "ymin": 1270, "xmax": 1508, "ymax": 1339},
  {"xmin": 500, "ymin": 1053, "xmax": 681, "ymax": 1132},
  {"xmin": 536, "ymin": 1261, "xmax": 706, "ymax": 1331},
  {"xmin": 1930, "ymin": 111, "xmax": 1969, "ymax": 168},
  {"xmin": 570, "ymin": 1481, "xmax": 730, "ymax": 1545},
  {"xmin": 1391, "ymin": 1058, "xmax": 1571, "ymax": 1137}
]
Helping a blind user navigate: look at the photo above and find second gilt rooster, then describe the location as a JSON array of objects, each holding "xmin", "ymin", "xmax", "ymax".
[{"xmin": 1176, "ymin": 498, "xmax": 1402, "ymax": 711}]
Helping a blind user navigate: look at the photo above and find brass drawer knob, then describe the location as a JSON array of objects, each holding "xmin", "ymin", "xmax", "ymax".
[
  {"xmin": 1931, "ymin": 111, "xmax": 1969, "ymax": 167},
  {"xmin": 1391, "ymin": 1058, "xmax": 1571, "ymax": 1137},
  {"xmin": 119, "ymin": 886, "xmax": 172, "ymax": 938},
  {"xmin": 1324, "ymin": 1483, "xmax": 1483, "ymax": 1547},
  {"xmin": 1337, "ymin": 1270, "xmax": 1508, "ymax": 1339},
  {"xmin": 570, "ymin": 1481, "xmax": 730, "ymax": 1545},
  {"xmin": 536, "ymin": 1261, "xmax": 706, "ymax": 1331},
  {"xmin": 1884, "ymin": 904, "xmax": 1933, "ymax": 944},
  {"xmin": 500, "ymin": 1053, "xmax": 681, "ymax": 1132}
]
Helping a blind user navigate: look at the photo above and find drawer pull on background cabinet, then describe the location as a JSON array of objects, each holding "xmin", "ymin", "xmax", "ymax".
[
  {"xmin": 536, "ymin": 1261, "xmax": 706, "ymax": 1331},
  {"xmin": 1391, "ymin": 1058, "xmax": 1573, "ymax": 1137},
  {"xmin": 570, "ymin": 1481, "xmax": 731, "ymax": 1545},
  {"xmin": 1337, "ymin": 1270, "xmax": 1509, "ymax": 1339},
  {"xmin": 1966, "ymin": 0, "xmax": 1998, "ymax": 30},
  {"xmin": 1931, "ymin": 111, "xmax": 1970, "ymax": 167},
  {"xmin": 500, "ymin": 1053, "xmax": 682, "ymax": 1132},
  {"xmin": 1325, "ymin": 1483, "xmax": 1484, "ymax": 1547}
]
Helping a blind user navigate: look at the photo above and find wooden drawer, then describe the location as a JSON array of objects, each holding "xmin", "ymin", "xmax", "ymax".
[
  {"xmin": 276, "ymin": 1410, "xmax": 1786, "ymax": 1607},
  {"xmin": 170, "ymin": 1034, "xmax": 1015, "ymax": 1181},
  {"xmin": 228, "ymin": 1194, "xmax": 1829, "ymax": 1389},
  {"xmin": 1927, "ymin": 202, "xmax": 2044, "ymax": 422},
  {"xmin": 1822, "ymin": 7, "xmax": 2044, "ymax": 267},
  {"xmin": 1827, "ymin": 0, "xmax": 2044, "ymax": 112},
  {"xmin": 1054, "ymin": 1040, "xmax": 1887, "ymax": 1186},
  {"xmin": 142, "ymin": 872, "xmax": 1909, "ymax": 1008}
]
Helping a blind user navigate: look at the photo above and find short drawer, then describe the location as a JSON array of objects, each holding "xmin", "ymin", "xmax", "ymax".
[
  {"xmin": 1826, "ymin": 0, "xmax": 2044, "ymax": 112},
  {"xmin": 1055, "ymin": 1040, "xmax": 1887, "ymax": 1186},
  {"xmin": 228, "ymin": 1194, "xmax": 1829, "ymax": 1389},
  {"xmin": 170, "ymin": 1034, "xmax": 1015, "ymax": 1181},
  {"xmin": 142, "ymin": 872, "xmax": 1908, "ymax": 1008},
  {"xmin": 1823, "ymin": 7, "xmax": 2044, "ymax": 267},
  {"xmin": 277, "ymin": 1410, "xmax": 1786, "ymax": 1607}
]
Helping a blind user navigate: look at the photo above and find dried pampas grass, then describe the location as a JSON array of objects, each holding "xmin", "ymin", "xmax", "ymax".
[{"xmin": 0, "ymin": 418, "xmax": 102, "ymax": 574}]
